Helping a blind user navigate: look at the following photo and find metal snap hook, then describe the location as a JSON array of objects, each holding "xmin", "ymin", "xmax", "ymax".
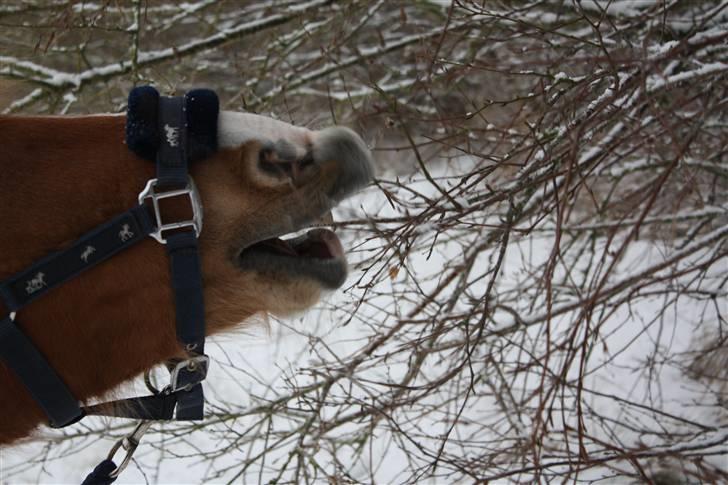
[{"xmin": 107, "ymin": 420, "xmax": 152, "ymax": 479}]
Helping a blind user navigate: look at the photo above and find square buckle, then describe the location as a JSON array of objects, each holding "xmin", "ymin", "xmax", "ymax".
[
  {"xmin": 138, "ymin": 176, "xmax": 203, "ymax": 244},
  {"xmin": 169, "ymin": 355, "xmax": 209, "ymax": 393}
]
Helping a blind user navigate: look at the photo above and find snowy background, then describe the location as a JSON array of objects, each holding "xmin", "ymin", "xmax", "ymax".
[{"xmin": 1, "ymin": 1, "xmax": 727, "ymax": 483}]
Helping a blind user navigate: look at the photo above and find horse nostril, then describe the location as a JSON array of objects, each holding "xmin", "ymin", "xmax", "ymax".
[
  {"xmin": 258, "ymin": 144, "xmax": 318, "ymax": 185},
  {"xmin": 258, "ymin": 146, "xmax": 294, "ymax": 177},
  {"xmin": 298, "ymin": 152, "xmax": 315, "ymax": 169}
]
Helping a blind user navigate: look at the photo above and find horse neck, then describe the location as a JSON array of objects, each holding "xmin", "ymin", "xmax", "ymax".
[
  {"xmin": 0, "ymin": 115, "xmax": 182, "ymax": 444},
  {"xmin": 0, "ymin": 115, "xmax": 149, "ymax": 260}
]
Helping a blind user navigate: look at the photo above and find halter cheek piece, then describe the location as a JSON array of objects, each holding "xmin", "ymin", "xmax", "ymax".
[{"xmin": 0, "ymin": 86, "xmax": 219, "ymax": 482}]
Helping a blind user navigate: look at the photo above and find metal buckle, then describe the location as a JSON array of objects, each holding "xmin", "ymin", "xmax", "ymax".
[
  {"xmin": 138, "ymin": 176, "xmax": 203, "ymax": 244},
  {"xmin": 169, "ymin": 355, "xmax": 209, "ymax": 393}
]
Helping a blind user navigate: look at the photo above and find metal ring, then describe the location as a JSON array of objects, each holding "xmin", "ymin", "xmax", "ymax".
[{"xmin": 143, "ymin": 369, "xmax": 161, "ymax": 395}]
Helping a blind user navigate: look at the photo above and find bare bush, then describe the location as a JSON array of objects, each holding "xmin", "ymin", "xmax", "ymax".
[{"xmin": 1, "ymin": 1, "xmax": 726, "ymax": 483}]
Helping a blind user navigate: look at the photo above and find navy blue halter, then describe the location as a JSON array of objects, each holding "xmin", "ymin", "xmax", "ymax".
[{"xmin": 0, "ymin": 87, "xmax": 217, "ymax": 446}]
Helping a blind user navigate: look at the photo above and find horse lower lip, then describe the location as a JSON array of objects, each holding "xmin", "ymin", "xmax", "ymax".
[{"xmin": 237, "ymin": 247, "xmax": 347, "ymax": 289}]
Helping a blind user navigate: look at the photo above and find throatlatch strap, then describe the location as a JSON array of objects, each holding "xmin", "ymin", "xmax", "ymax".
[
  {"xmin": 0, "ymin": 316, "xmax": 81, "ymax": 427},
  {"xmin": 166, "ymin": 232, "xmax": 206, "ymax": 351},
  {"xmin": 82, "ymin": 393, "xmax": 178, "ymax": 421}
]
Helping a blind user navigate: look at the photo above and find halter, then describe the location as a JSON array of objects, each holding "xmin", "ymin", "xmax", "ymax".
[{"xmin": 0, "ymin": 86, "xmax": 219, "ymax": 483}]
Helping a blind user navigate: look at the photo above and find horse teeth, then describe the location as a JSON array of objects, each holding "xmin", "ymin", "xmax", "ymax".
[
  {"xmin": 281, "ymin": 227, "xmax": 310, "ymax": 241},
  {"xmin": 279, "ymin": 212, "xmax": 336, "ymax": 241}
]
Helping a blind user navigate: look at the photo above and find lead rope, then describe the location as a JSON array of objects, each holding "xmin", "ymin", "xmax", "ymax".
[{"xmin": 90, "ymin": 369, "xmax": 164, "ymax": 483}]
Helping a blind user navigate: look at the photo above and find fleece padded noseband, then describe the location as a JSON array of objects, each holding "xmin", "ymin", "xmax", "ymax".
[{"xmin": 126, "ymin": 86, "xmax": 219, "ymax": 162}]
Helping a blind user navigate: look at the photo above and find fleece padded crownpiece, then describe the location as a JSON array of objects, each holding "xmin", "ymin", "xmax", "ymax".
[{"xmin": 125, "ymin": 86, "xmax": 219, "ymax": 162}]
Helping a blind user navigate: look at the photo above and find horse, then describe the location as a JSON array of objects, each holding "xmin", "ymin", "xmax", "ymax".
[{"xmin": 0, "ymin": 105, "xmax": 373, "ymax": 445}]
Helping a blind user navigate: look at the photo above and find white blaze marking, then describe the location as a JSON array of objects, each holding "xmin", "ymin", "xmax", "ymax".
[{"xmin": 217, "ymin": 111, "xmax": 313, "ymax": 151}]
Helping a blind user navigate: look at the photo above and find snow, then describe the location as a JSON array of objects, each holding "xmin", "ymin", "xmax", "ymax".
[
  {"xmin": 646, "ymin": 62, "xmax": 728, "ymax": 92},
  {"xmin": 2, "ymin": 154, "xmax": 725, "ymax": 483},
  {"xmin": 0, "ymin": 0, "xmax": 333, "ymax": 91},
  {"xmin": 576, "ymin": 0, "xmax": 656, "ymax": 17},
  {"xmin": 1, "ymin": 0, "xmax": 726, "ymax": 481}
]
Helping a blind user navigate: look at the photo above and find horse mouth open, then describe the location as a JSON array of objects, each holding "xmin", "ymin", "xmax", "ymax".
[
  {"xmin": 238, "ymin": 225, "xmax": 347, "ymax": 289},
  {"xmin": 235, "ymin": 126, "xmax": 373, "ymax": 289}
]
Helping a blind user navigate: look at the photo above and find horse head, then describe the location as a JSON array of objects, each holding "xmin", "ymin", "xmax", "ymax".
[{"xmin": 0, "ymin": 102, "xmax": 373, "ymax": 444}]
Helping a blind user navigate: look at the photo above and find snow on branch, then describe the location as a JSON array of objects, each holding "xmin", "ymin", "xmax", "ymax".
[{"xmin": 0, "ymin": 0, "xmax": 333, "ymax": 90}]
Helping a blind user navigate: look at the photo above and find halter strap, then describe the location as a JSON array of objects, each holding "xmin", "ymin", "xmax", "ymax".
[
  {"xmin": 0, "ymin": 314, "xmax": 82, "ymax": 428},
  {"xmin": 0, "ymin": 205, "xmax": 155, "ymax": 427},
  {"xmin": 0, "ymin": 87, "xmax": 217, "ymax": 429},
  {"xmin": 153, "ymin": 94, "xmax": 208, "ymax": 420}
]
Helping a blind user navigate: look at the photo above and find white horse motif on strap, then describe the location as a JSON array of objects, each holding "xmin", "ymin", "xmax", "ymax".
[
  {"xmin": 80, "ymin": 245, "xmax": 96, "ymax": 263},
  {"xmin": 118, "ymin": 224, "xmax": 134, "ymax": 242},
  {"xmin": 25, "ymin": 272, "xmax": 47, "ymax": 295}
]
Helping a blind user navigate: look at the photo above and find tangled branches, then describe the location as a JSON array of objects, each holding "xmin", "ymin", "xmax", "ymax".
[{"xmin": 1, "ymin": 1, "xmax": 726, "ymax": 483}]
